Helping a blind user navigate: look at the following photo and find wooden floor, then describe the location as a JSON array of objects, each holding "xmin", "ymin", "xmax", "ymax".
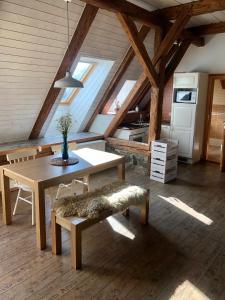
[
  {"xmin": 0, "ymin": 162, "xmax": 225, "ymax": 300},
  {"xmin": 207, "ymin": 145, "xmax": 221, "ymax": 163}
]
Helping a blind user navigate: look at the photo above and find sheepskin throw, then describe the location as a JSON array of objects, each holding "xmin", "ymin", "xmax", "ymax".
[{"xmin": 53, "ymin": 181, "xmax": 148, "ymax": 219}]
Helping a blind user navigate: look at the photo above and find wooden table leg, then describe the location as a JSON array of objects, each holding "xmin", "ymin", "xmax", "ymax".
[
  {"xmin": 220, "ymin": 124, "xmax": 225, "ymax": 172},
  {"xmin": 118, "ymin": 160, "xmax": 127, "ymax": 215},
  {"xmin": 117, "ymin": 160, "xmax": 125, "ymax": 181},
  {"xmin": 1, "ymin": 170, "xmax": 11, "ymax": 225},
  {"xmin": 71, "ymin": 224, "xmax": 82, "ymax": 269},
  {"xmin": 34, "ymin": 182, "xmax": 46, "ymax": 250}
]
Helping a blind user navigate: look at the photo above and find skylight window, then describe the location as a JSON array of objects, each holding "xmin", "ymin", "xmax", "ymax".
[
  {"xmin": 108, "ymin": 80, "xmax": 137, "ymax": 113},
  {"xmin": 60, "ymin": 62, "xmax": 95, "ymax": 105}
]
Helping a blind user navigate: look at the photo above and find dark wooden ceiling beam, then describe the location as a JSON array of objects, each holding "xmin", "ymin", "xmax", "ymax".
[
  {"xmin": 221, "ymin": 80, "xmax": 225, "ymax": 89},
  {"xmin": 165, "ymin": 40, "xmax": 191, "ymax": 84},
  {"xmin": 79, "ymin": 0, "xmax": 162, "ymax": 28},
  {"xmin": 29, "ymin": 4, "xmax": 98, "ymax": 139},
  {"xmin": 117, "ymin": 13, "xmax": 159, "ymax": 87},
  {"xmin": 166, "ymin": 44, "xmax": 179, "ymax": 64},
  {"xmin": 154, "ymin": 0, "xmax": 225, "ymax": 20},
  {"xmin": 153, "ymin": 9, "xmax": 191, "ymax": 65},
  {"xmin": 79, "ymin": 0, "xmax": 204, "ymax": 47},
  {"xmin": 104, "ymin": 12, "xmax": 192, "ymax": 138},
  {"xmin": 84, "ymin": 25, "xmax": 150, "ymax": 131},
  {"xmin": 190, "ymin": 21, "xmax": 225, "ymax": 36}
]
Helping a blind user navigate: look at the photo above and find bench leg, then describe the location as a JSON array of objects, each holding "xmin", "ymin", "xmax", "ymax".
[
  {"xmin": 140, "ymin": 191, "xmax": 149, "ymax": 225},
  {"xmin": 83, "ymin": 175, "xmax": 90, "ymax": 193},
  {"xmin": 71, "ymin": 224, "xmax": 82, "ymax": 269},
  {"xmin": 123, "ymin": 208, "xmax": 129, "ymax": 217},
  {"xmin": 51, "ymin": 211, "xmax": 62, "ymax": 255}
]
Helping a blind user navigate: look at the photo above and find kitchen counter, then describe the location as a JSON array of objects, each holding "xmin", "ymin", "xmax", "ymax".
[{"xmin": 114, "ymin": 126, "xmax": 149, "ymax": 141}]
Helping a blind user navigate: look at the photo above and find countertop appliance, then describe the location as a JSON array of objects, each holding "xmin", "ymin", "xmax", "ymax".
[
  {"xmin": 114, "ymin": 125, "xmax": 148, "ymax": 142},
  {"xmin": 174, "ymin": 88, "xmax": 197, "ymax": 104}
]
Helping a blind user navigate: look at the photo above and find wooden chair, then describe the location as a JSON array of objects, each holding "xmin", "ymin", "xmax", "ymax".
[
  {"xmin": 51, "ymin": 185, "xmax": 149, "ymax": 269},
  {"xmin": 55, "ymin": 177, "xmax": 89, "ymax": 199},
  {"xmin": 51, "ymin": 143, "xmax": 90, "ymax": 194},
  {"xmin": 6, "ymin": 149, "xmax": 37, "ymax": 225}
]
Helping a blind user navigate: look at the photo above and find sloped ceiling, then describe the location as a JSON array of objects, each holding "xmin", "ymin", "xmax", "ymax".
[
  {"xmin": 1, "ymin": 0, "xmax": 225, "ymax": 143},
  {"xmin": 0, "ymin": 0, "xmax": 85, "ymax": 142}
]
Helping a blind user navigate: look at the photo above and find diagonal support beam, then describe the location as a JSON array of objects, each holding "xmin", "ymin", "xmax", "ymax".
[
  {"xmin": 117, "ymin": 13, "xmax": 159, "ymax": 87},
  {"xmin": 102, "ymin": 25, "xmax": 150, "ymax": 114},
  {"xmin": 165, "ymin": 40, "xmax": 191, "ymax": 84},
  {"xmin": 165, "ymin": 44, "xmax": 179, "ymax": 64},
  {"xmin": 79, "ymin": 0, "xmax": 204, "ymax": 47},
  {"xmin": 104, "ymin": 73, "xmax": 149, "ymax": 138},
  {"xmin": 29, "ymin": 4, "xmax": 99, "ymax": 139},
  {"xmin": 84, "ymin": 25, "xmax": 150, "ymax": 131},
  {"xmin": 190, "ymin": 21, "xmax": 225, "ymax": 36},
  {"xmin": 153, "ymin": 9, "xmax": 191, "ymax": 65},
  {"xmin": 79, "ymin": 0, "xmax": 162, "ymax": 28},
  {"xmin": 104, "ymin": 13, "xmax": 192, "ymax": 138}
]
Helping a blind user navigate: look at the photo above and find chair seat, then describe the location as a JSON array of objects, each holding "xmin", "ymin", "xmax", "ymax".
[{"xmin": 13, "ymin": 181, "xmax": 33, "ymax": 192}]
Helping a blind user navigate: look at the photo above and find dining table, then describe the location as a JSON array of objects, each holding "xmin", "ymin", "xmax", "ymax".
[{"xmin": 0, "ymin": 148, "xmax": 125, "ymax": 250}]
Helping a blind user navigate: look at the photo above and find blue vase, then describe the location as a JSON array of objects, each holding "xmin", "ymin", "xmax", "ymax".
[{"xmin": 62, "ymin": 134, "xmax": 69, "ymax": 160}]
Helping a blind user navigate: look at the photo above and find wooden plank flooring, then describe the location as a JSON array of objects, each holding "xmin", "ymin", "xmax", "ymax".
[{"xmin": 0, "ymin": 162, "xmax": 225, "ymax": 300}]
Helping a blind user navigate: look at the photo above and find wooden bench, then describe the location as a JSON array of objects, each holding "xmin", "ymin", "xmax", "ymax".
[{"xmin": 51, "ymin": 184, "xmax": 149, "ymax": 269}]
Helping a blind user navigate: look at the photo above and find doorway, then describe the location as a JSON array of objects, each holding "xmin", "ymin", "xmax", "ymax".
[{"xmin": 204, "ymin": 75, "xmax": 225, "ymax": 163}]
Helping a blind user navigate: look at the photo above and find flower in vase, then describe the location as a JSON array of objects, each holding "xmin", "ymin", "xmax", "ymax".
[{"xmin": 57, "ymin": 114, "xmax": 73, "ymax": 160}]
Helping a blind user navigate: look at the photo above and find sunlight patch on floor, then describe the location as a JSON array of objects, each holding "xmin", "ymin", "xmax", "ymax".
[
  {"xmin": 158, "ymin": 195, "xmax": 213, "ymax": 225},
  {"xmin": 107, "ymin": 216, "xmax": 135, "ymax": 240},
  {"xmin": 169, "ymin": 280, "xmax": 211, "ymax": 300}
]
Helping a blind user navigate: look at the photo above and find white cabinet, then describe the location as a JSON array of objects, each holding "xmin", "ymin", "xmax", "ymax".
[
  {"xmin": 171, "ymin": 73, "xmax": 208, "ymax": 162},
  {"xmin": 174, "ymin": 73, "xmax": 199, "ymax": 88},
  {"xmin": 170, "ymin": 128, "xmax": 193, "ymax": 158},
  {"xmin": 170, "ymin": 104, "xmax": 195, "ymax": 158},
  {"xmin": 171, "ymin": 104, "xmax": 196, "ymax": 130}
]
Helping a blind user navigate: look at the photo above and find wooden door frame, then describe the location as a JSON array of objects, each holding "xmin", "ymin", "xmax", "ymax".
[{"xmin": 203, "ymin": 74, "xmax": 225, "ymax": 160}]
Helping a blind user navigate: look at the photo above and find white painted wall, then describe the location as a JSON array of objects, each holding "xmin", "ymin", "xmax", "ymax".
[
  {"xmin": 108, "ymin": 80, "xmax": 137, "ymax": 113},
  {"xmin": 0, "ymin": 0, "xmax": 147, "ymax": 142},
  {"xmin": 178, "ymin": 33, "xmax": 225, "ymax": 74},
  {"xmin": 0, "ymin": 0, "xmax": 85, "ymax": 143}
]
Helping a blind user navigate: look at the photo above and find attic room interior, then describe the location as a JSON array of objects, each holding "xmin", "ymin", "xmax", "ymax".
[{"xmin": 1, "ymin": 0, "xmax": 225, "ymax": 299}]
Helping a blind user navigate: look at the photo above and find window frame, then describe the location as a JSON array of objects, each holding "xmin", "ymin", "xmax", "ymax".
[{"xmin": 60, "ymin": 62, "xmax": 96, "ymax": 105}]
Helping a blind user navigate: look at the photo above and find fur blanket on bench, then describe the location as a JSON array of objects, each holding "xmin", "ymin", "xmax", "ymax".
[{"xmin": 53, "ymin": 181, "xmax": 148, "ymax": 219}]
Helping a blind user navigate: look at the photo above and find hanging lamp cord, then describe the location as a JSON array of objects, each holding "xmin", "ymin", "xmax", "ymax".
[
  {"xmin": 66, "ymin": 1, "xmax": 70, "ymax": 48},
  {"xmin": 66, "ymin": 0, "xmax": 70, "ymax": 73}
]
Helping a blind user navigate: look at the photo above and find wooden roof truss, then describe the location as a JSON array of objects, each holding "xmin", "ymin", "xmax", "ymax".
[{"xmin": 29, "ymin": 0, "xmax": 225, "ymax": 146}]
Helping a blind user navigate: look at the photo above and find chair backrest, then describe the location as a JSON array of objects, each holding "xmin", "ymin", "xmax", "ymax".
[{"xmin": 6, "ymin": 149, "xmax": 37, "ymax": 164}]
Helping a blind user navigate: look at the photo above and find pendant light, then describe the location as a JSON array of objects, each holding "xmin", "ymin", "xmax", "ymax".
[{"xmin": 54, "ymin": 0, "xmax": 84, "ymax": 89}]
